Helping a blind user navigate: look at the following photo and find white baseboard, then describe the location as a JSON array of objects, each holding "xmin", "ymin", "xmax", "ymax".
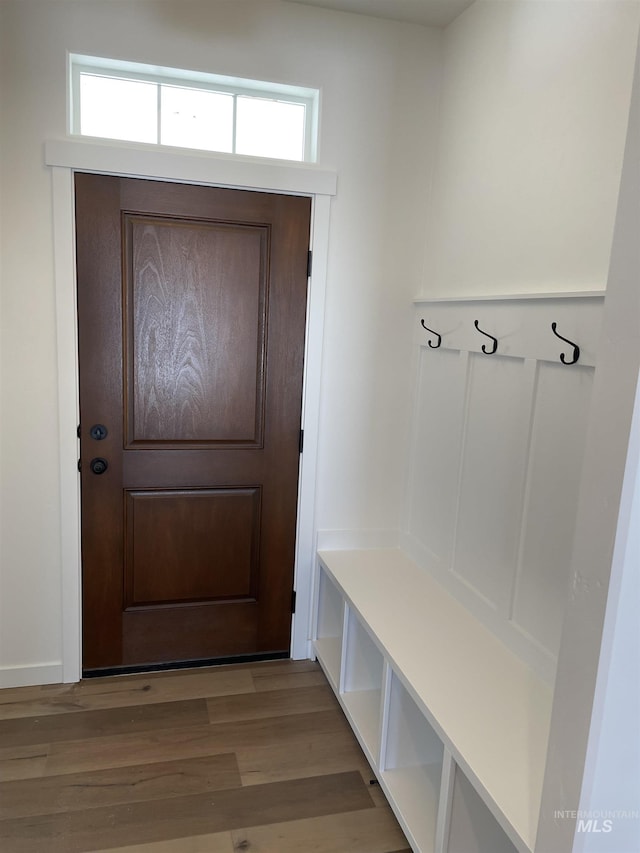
[
  {"xmin": 0, "ymin": 663, "xmax": 64, "ymax": 689},
  {"xmin": 290, "ymin": 639, "xmax": 314, "ymax": 661}
]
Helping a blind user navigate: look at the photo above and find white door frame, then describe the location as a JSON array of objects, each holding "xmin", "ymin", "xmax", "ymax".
[{"xmin": 46, "ymin": 138, "xmax": 336, "ymax": 683}]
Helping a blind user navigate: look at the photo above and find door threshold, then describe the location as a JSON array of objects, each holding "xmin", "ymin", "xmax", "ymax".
[{"xmin": 82, "ymin": 650, "xmax": 290, "ymax": 678}]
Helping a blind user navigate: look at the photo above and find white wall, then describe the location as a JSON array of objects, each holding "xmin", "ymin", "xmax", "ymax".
[
  {"xmin": 423, "ymin": 0, "xmax": 640, "ymax": 296},
  {"xmin": 537, "ymin": 29, "xmax": 640, "ymax": 852},
  {"xmin": 578, "ymin": 371, "xmax": 640, "ymax": 853},
  {"xmin": 0, "ymin": 0, "xmax": 441, "ymax": 683}
]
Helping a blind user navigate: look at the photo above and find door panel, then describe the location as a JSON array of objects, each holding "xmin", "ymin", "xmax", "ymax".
[
  {"xmin": 124, "ymin": 488, "xmax": 261, "ymax": 607},
  {"xmin": 125, "ymin": 215, "xmax": 267, "ymax": 446},
  {"xmin": 76, "ymin": 174, "xmax": 311, "ymax": 672}
]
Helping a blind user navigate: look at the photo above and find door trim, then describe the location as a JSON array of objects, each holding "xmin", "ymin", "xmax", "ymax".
[{"xmin": 47, "ymin": 139, "xmax": 336, "ymax": 683}]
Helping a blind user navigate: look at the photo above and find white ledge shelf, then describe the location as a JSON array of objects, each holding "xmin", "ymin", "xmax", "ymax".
[
  {"xmin": 413, "ymin": 291, "xmax": 605, "ymax": 303},
  {"xmin": 315, "ymin": 547, "xmax": 553, "ymax": 852}
]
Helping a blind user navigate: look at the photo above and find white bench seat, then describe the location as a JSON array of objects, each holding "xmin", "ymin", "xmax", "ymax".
[{"xmin": 314, "ymin": 548, "xmax": 553, "ymax": 852}]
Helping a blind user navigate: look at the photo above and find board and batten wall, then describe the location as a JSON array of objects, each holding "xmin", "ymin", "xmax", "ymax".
[
  {"xmin": 403, "ymin": 295, "xmax": 602, "ymax": 682},
  {"xmin": 0, "ymin": 0, "xmax": 440, "ymax": 685},
  {"xmin": 400, "ymin": 4, "xmax": 640, "ymax": 851},
  {"xmin": 395, "ymin": 1, "xmax": 639, "ymax": 679}
]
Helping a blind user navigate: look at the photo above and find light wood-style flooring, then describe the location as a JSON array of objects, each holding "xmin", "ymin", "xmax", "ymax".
[{"xmin": 0, "ymin": 659, "xmax": 411, "ymax": 852}]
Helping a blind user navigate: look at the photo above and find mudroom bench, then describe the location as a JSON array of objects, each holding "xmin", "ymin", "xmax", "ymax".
[{"xmin": 312, "ymin": 548, "xmax": 553, "ymax": 853}]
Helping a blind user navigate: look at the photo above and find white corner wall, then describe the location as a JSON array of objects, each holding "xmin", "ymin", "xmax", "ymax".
[
  {"xmin": 0, "ymin": 0, "xmax": 441, "ymax": 685},
  {"xmin": 423, "ymin": 0, "xmax": 640, "ymax": 296},
  {"xmin": 537, "ymin": 30, "xmax": 640, "ymax": 851},
  {"xmin": 578, "ymin": 372, "xmax": 640, "ymax": 853}
]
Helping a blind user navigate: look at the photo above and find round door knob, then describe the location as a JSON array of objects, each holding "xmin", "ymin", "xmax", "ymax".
[
  {"xmin": 90, "ymin": 457, "xmax": 108, "ymax": 475},
  {"xmin": 89, "ymin": 424, "xmax": 108, "ymax": 441}
]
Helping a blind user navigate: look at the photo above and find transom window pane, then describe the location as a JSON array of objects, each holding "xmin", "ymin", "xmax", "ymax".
[
  {"xmin": 160, "ymin": 86, "xmax": 233, "ymax": 152},
  {"xmin": 72, "ymin": 56, "xmax": 318, "ymax": 162},
  {"xmin": 80, "ymin": 74, "xmax": 157, "ymax": 144},
  {"xmin": 235, "ymin": 97, "xmax": 306, "ymax": 161}
]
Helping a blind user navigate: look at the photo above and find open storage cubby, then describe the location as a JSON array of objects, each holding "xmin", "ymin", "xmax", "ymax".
[
  {"xmin": 341, "ymin": 608, "xmax": 385, "ymax": 763},
  {"xmin": 381, "ymin": 673, "xmax": 443, "ymax": 852},
  {"xmin": 446, "ymin": 765, "xmax": 518, "ymax": 853},
  {"xmin": 314, "ymin": 548, "xmax": 553, "ymax": 853},
  {"xmin": 313, "ymin": 564, "xmax": 344, "ymax": 689}
]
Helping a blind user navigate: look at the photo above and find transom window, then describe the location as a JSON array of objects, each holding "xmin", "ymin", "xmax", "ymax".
[{"xmin": 70, "ymin": 55, "xmax": 319, "ymax": 163}]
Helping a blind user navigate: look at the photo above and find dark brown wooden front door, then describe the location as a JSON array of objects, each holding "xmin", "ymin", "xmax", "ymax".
[{"xmin": 75, "ymin": 174, "xmax": 311, "ymax": 673}]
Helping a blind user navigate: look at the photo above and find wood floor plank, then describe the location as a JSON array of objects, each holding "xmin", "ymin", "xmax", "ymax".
[
  {"xmin": 0, "ymin": 699, "xmax": 209, "ymax": 749},
  {"xmin": 0, "ymin": 745, "xmax": 49, "ymax": 783},
  {"xmin": 236, "ymin": 728, "xmax": 373, "ymax": 787},
  {"xmin": 0, "ymin": 662, "xmax": 318, "ymax": 721},
  {"xmin": 44, "ymin": 724, "xmax": 226, "ymax": 777},
  {"xmin": 0, "ymin": 682, "xmax": 78, "ymax": 707},
  {"xmin": 196, "ymin": 707, "xmax": 353, "ymax": 752},
  {"xmin": 247, "ymin": 659, "xmax": 321, "ymax": 675},
  {"xmin": 207, "ymin": 683, "xmax": 337, "ymax": 725},
  {"xmin": 93, "ymin": 831, "xmax": 235, "ymax": 852},
  {"xmin": 0, "ymin": 753, "xmax": 240, "ymax": 819},
  {"xmin": 0, "ymin": 669, "xmax": 255, "ymax": 720},
  {"xmin": 251, "ymin": 667, "xmax": 327, "ymax": 693},
  {"xmin": 230, "ymin": 806, "xmax": 410, "ymax": 852},
  {"xmin": 46, "ymin": 708, "xmax": 349, "ymax": 777},
  {"xmin": 0, "ymin": 771, "xmax": 374, "ymax": 852}
]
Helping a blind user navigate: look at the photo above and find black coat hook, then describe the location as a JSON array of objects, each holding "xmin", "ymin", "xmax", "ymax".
[
  {"xmin": 551, "ymin": 322, "xmax": 580, "ymax": 365},
  {"xmin": 420, "ymin": 319, "xmax": 442, "ymax": 349},
  {"xmin": 474, "ymin": 320, "xmax": 498, "ymax": 355}
]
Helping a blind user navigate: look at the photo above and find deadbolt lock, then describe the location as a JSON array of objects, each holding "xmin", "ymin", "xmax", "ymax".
[{"xmin": 89, "ymin": 424, "xmax": 108, "ymax": 441}]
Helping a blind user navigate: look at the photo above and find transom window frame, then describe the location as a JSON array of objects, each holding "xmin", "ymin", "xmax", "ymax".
[{"xmin": 69, "ymin": 53, "xmax": 320, "ymax": 163}]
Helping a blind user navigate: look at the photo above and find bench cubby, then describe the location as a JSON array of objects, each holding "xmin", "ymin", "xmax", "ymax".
[
  {"xmin": 341, "ymin": 608, "xmax": 385, "ymax": 763},
  {"xmin": 381, "ymin": 671, "xmax": 444, "ymax": 851},
  {"xmin": 314, "ymin": 565, "xmax": 344, "ymax": 690}
]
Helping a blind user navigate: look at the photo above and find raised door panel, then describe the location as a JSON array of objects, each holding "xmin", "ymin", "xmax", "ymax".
[
  {"xmin": 125, "ymin": 216, "xmax": 267, "ymax": 446},
  {"xmin": 124, "ymin": 488, "xmax": 261, "ymax": 608}
]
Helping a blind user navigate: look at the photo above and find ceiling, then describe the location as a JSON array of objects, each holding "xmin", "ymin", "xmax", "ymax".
[{"xmin": 285, "ymin": 0, "xmax": 475, "ymax": 28}]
